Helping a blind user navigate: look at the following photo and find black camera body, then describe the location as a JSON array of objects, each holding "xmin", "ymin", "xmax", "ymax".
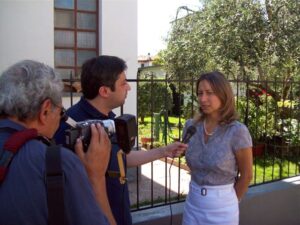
[{"xmin": 65, "ymin": 114, "xmax": 137, "ymax": 154}]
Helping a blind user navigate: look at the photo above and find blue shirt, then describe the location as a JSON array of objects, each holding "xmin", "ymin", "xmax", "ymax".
[
  {"xmin": 0, "ymin": 119, "xmax": 109, "ymax": 225},
  {"xmin": 55, "ymin": 97, "xmax": 132, "ymax": 225},
  {"xmin": 184, "ymin": 119, "xmax": 252, "ymax": 186}
]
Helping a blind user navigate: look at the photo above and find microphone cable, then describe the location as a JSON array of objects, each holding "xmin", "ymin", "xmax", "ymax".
[
  {"xmin": 168, "ymin": 125, "xmax": 196, "ymax": 225},
  {"xmin": 168, "ymin": 156, "xmax": 175, "ymax": 225}
]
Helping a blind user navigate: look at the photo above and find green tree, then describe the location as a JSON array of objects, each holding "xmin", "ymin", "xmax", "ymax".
[
  {"xmin": 163, "ymin": 0, "xmax": 300, "ymax": 142},
  {"xmin": 137, "ymin": 74, "xmax": 173, "ymax": 123},
  {"xmin": 164, "ymin": 0, "xmax": 300, "ymax": 85},
  {"xmin": 152, "ymin": 50, "xmax": 166, "ymax": 66}
]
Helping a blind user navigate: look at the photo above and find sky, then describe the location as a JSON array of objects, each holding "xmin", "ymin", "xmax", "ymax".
[{"xmin": 138, "ymin": 0, "xmax": 201, "ymax": 57}]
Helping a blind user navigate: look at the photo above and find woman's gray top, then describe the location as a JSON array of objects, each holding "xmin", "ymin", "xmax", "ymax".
[{"xmin": 184, "ymin": 119, "xmax": 252, "ymax": 186}]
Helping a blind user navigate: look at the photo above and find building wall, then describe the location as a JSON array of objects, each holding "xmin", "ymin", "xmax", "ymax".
[
  {"xmin": 0, "ymin": 0, "xmax": 54, "ymax": 71},
  {"xmin": 0, "ymin": 0, "xmax": 138, "ymax": 116},
  {"xmin": 101, "ymin": 0, "xmax": 138, "ymax": 116}
]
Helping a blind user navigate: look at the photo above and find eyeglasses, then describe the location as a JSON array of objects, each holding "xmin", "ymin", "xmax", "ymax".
[
  {"xmin": 53, "ymin": 103, "xmax": 68, "ymax": 121},
  {"xmin": 59, "ymin": 107, "xmax": 67, "ymax": 119},
  {"xmin": 40, "ymin": 98, "xmax": 68, "ymax": 122}
]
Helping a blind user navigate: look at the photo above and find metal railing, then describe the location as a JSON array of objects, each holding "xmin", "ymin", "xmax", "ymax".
[{"xmin": 62, "ymin": 75, "xmax": 300, "ymax": 212}]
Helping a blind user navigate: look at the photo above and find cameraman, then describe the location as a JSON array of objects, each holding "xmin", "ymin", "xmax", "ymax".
[
  {"xmin": 55, "ymin": 55, "xmax": 188, "ymax": 225},
  {"xmin": 0, "ymin": 60, "xmax": 110, "ymax": 225}
]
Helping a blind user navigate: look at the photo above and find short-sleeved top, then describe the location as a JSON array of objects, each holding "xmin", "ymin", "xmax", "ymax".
[
  {"xmin": 55, "ymin": 97, "xmax": 132, "ymax": 225},
  {"xmin": 0, "ymin": 119, "xmax": 109, "ymax": 225},
  {"xmin": 183, "ymin": 119, "xmax": 252, "ymax": 186}
]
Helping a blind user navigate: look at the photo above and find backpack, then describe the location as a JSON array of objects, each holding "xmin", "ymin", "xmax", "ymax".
[{"xmin": 0, "ymin": 128, "xmax": 65, "ymax": 225}]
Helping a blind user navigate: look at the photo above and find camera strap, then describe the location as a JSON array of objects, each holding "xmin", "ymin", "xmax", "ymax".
[
  {"xmin": 106, "ymin": 150, "xmax": 127, "ymax": 184},
  {"xmin": 46, "ymin": 145, "xmax": 66, "ymax": 225},
  {"xmin": 117, "ymin": 150, "xmax": 127, "ymax": 184},
  {"xmin": 0, "ymin": 128, "xmax": 38, "ymax": 183}
]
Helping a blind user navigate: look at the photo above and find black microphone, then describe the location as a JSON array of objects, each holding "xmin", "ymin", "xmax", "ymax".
[{"xmin": 182, "ymin": 125, "xmax": 196, "ymax": 144}]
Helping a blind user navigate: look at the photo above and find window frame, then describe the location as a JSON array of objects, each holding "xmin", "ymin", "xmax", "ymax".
[{"xmin": 54, "ymin": 0, "xmax": 99, "ymax": 79}]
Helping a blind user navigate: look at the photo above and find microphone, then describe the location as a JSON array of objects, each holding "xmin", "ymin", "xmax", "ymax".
[{"xmin": 182, "ymin": 125, "xmax": 196, "ymax": 144}]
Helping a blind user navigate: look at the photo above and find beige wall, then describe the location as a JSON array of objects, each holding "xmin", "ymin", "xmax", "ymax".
[
  {"xmin": 101, "ymin": 0, "xmax": 138, "ymax": 116},
  {"xmin": 0, "ymin": 0, "xmax": 138, "ymax": 117},
  {"xmin": 0, "ymin": 0, "xmax": 54, "ymax": 71}
]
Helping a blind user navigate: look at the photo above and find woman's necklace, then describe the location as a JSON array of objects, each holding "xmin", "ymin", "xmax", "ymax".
[{"xmin": 203, "ymin": 119, "xmax": 215, "ymax": 136}]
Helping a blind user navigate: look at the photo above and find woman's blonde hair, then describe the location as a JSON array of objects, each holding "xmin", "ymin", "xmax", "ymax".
[{"xmin": 194, "ymin": 71, "xmax": 238, "ymax": 124}]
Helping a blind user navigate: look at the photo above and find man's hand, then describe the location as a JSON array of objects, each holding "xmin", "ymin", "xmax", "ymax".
[
  {"xmin": 162, "ymin": 142, "xmax": 188, "ymax": 158},
  {"xmin": 75, "ymin": 123, "xmax": 111, "ymax": 178},
  {"xmin": 75, "ymin": 124, "xmax": 116, "ymax": 225}
]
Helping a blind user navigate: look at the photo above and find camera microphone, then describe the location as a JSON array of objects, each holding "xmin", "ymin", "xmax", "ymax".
[
  {"xmin": 65, "ymin": 116, "xmax": 77, "ymax": 128},
  {"xmin": 182, "ymin": 125, "xmax": 196, "ymax": 144}
]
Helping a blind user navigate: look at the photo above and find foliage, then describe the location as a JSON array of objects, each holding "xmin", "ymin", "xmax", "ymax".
[
  {"xmin": 152, "ymin": 50, "xmax": 166, "ymax": 66},
  {"xmin": 181, "ymin": 93, "xmax": 198, "ymax": 119},
  {"xmin": 138, "ymin": 116, "xmax": 186, "ymax": 144},
  {"xmin": 164, "ymin": 0, "xmax": 300, "ymax": 91},
  {"xmin": 137, "ymin": 72, "xmax": 173, "ymax": 122},
  {"xmin": 237, "ymin": 91, "xmax": 300, "ymax": 145},
  {"xmin": 278, "ymin": 118, "xmax": 300, "ymax": 145},
  {"xmin": 137, "ymin": 79, "xmax": 173, "ymax": 123},
  {"xmin": 164, "ymin": 0, "xmax": 300, "ymax": 146},
  {"xmin": 237, "ymin": 94, "xmax": 277, "ymax": 142}
]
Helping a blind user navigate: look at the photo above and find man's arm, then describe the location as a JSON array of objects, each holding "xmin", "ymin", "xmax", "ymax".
[
  {"xmin": 75, "ymin": 124, "xmax": 116, "ymax": 225},
  {"xmin": 126, "ymin": 142, "xmax": 188, "ymax": 167}
]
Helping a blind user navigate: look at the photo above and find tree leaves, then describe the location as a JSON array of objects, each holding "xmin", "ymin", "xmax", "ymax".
[{"xmin": 163, "ymin": 0, "xmax": 299, "ymax": 82}]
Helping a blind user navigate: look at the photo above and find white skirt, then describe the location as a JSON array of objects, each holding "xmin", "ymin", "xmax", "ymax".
[{"xmin": 182, "ymin": 181, "xmax": 239, "ymax": 225}]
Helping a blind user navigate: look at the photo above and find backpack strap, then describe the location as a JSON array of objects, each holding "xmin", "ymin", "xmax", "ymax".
[
  {"xmin": 0, "ymin": 128, "xmax": 66, "ymax": 225},
  {"xmin": 0, "ymin": 128, "xmax": 38, "ymax": 182},
  {"xmin": 46, "ymin": 145, "xmax": 65, "ymax": 225}
]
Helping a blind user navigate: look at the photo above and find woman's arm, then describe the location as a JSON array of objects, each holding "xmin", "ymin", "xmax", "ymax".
[{"xmin": 234, "ymin": 147, "xmax": 253, "ymax": 201}]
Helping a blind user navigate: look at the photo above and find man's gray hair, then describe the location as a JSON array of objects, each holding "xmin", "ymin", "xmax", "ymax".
[{"xmin": 0, "ymin": 60, "xmax": 63, "ymax": 121}]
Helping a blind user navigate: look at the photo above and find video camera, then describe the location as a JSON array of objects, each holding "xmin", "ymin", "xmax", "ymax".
[{"xmin": 65, "ymin": 114, "xmax": 137, "ymax": 154}]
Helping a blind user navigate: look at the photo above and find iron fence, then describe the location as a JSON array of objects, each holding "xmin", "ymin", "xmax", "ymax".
[{"xmin": 62, "ymin": 75, "xmax": 300, "ymax": 212}]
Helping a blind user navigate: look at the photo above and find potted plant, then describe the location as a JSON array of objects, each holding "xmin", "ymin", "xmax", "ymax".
[{"xmin": 140, "ymin": 137, "xmax": 154, "ymax": 149}]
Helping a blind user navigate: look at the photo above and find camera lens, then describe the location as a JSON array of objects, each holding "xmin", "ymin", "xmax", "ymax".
[{"xmin": 101, "ymin": 120, "xmax": 115, "ymax": 135}]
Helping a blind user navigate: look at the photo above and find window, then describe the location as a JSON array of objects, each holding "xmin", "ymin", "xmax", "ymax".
[{"xmin": 54, "ymin": 0, "xmax": 98, "ymax": 80}]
